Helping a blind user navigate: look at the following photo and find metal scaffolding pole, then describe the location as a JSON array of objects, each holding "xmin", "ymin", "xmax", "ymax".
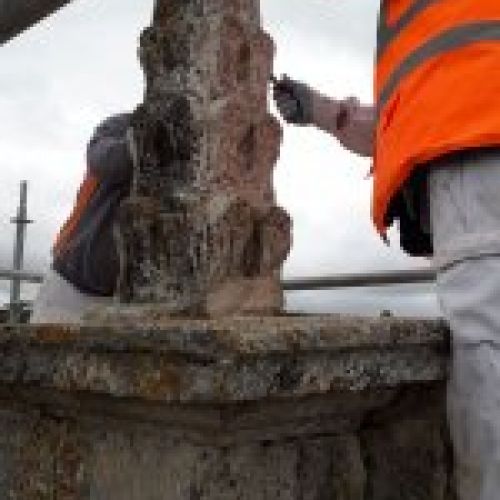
[{"xmin": 9, "ymin": 181, "xmax": 33, "ymax": 323}]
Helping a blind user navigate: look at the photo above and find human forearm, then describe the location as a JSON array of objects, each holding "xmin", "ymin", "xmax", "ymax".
[
  {"xmin": 273, "ymin": 76, "xmax": 375, "ymax": 157},
  {"xmin": 311, "ymin": 92, "xmax": 375, "ymax": 158}
]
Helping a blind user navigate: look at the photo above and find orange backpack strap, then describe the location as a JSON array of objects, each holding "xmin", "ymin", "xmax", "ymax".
[{"xmin": 53, "ymin": 173, "xmax": 99, "ymax": 258}]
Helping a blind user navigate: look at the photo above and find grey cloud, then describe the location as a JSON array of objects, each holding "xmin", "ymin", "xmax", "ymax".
[{"xmin": 263, "ymin": 0, "xmax": 379, "ymax": 59}]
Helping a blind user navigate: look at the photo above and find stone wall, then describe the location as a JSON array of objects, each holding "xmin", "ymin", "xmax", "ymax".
[{"xmin": 0, "ymin": 316, "xmax": 454, "ymax": 499}]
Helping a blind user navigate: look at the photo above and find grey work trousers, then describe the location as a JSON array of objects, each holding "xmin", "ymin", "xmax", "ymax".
[{"xmin": 429, "ymin": 149, "xmax": 500, "ymax": 500}]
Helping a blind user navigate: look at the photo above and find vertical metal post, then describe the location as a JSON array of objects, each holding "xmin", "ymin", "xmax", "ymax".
[{"xmin": 9, "ymin": 181, "xmax": 32, "ymax": 323}]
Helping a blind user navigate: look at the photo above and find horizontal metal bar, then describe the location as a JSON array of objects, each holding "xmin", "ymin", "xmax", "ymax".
[
  {"xmin": 0, "ymin": 269, "xmax": 43, "ymax": 284},
  {"xmin": 282, "ymin": 268, "xmax": 436, "ymax": 291},
  {"xmin": 0, "ymin": 268, "xmax": 437, "ymax": 291}
]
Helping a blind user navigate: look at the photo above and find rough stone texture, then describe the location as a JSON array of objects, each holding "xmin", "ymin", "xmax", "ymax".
[
  {"xmin": 117, "ymin": 0, "xmax": 291, "ymax": 314},
  {"xmin": 0, "ymin": 316, "xmax": 455, "ymax": 499}
]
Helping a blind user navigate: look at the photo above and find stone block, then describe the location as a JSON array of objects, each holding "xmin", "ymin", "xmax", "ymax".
[{"xmin": 0, "ymin": 317, "xmax": 451, "ymax": 499}]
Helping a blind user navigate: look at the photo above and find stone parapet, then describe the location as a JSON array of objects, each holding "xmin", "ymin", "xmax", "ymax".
[{"xmin": 0, "ymin": 316, "xmax": 453, "ymax": 499}]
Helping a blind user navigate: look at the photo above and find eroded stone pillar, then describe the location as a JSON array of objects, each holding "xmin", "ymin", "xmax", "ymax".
[{"xmin": 118, "ymin": 0, "xmax": 291, "ymax": 315}]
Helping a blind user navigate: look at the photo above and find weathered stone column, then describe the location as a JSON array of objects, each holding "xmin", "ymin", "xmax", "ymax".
[{"xmin": 117, "ymin": 0, "xmax": 290, "ymax": 315}]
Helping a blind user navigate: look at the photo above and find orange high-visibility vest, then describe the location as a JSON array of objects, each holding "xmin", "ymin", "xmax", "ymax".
[{"xmin": 373, "ymin": 0, "xmax": 500, "ymax": 234}]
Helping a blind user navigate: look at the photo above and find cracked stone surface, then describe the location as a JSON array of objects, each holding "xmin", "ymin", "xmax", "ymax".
[
  {"xmin": 116, "ymin": 0, "xmax": 291, "ymax": 315},
  {"xmin": 0, "ymin": 317, "xmax": 454, "ymax": 499}
]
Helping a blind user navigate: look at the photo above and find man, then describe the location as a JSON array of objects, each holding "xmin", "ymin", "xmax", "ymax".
[
  {"xmin": 31, "ymin": 113, "xmax": 133, "ymax": 323},
  {"xmin": 273, "ymin": 3, "xmax": 500, "ymax": 499}
]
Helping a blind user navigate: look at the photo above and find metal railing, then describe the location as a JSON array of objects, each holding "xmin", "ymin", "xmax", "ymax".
[
  {"xmin": 282, "ymin": 268, "xmax": 436, "ymax": 291},
  {"xmin": 0, "ymin": 268, "xmax": 436, "ymax": 292}
]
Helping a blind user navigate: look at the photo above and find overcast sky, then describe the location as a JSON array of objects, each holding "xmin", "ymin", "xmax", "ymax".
[{"xmin": 0, "ymin": 0, "xmax": 439, "ymax": 316}]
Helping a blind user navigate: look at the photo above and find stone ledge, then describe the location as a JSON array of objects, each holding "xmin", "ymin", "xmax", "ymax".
[
  {"xmin": 0, "ymin": 316, "xmax": 453, "ymax": 499},
  {"xmin": 0, "ymin": 316, "xmax": 449, "ymax": 408}
]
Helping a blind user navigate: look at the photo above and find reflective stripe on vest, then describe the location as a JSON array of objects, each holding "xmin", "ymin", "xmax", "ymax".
[
  {"xmin": 377, "ymin": 0, "xmax": 439, "ymax": 59},
  {"xmin": 377, "ymin": 2, "xmax": 500, "ymax": 114},
  {"xmin": 378, "ymin": 21, "xmax": 500, "ymax": 113}
]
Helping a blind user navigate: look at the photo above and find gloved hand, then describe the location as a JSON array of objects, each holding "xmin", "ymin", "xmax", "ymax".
[{"xmin": 272, "ymin": 75, "xmax": 314, "ymax": 126}]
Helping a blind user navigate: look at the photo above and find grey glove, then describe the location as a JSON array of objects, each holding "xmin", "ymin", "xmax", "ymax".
[{"xmin": 272, "ymin": 75, "xmax": 314, "ymax": 126}]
